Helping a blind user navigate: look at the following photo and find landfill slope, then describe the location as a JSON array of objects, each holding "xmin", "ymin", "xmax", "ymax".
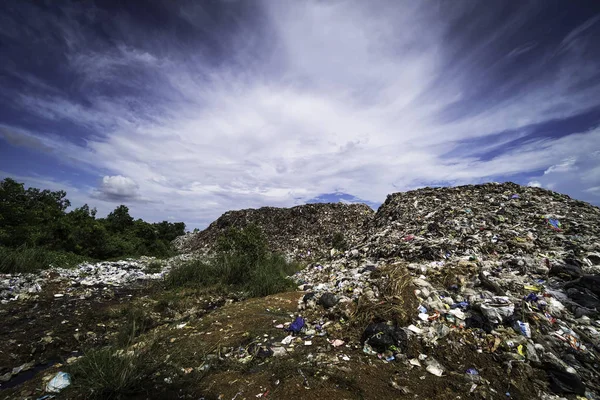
[
  {"xmin": 359, "ymin": 182, "xmax": 600, "ymax": 261},
  {"xmin": 292, "ymin": 181, "xmax": 600, "ymax": 398},
  {"xmin": 174, "ymin": 203, "xmax": 374, "ymax": 259}
]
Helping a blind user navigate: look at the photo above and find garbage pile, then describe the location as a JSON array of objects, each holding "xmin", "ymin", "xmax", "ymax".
[
  {"xmin": 0, "ymin": 255, "xmax": 194, "ymax": 303},
  {"xmin": 52, "ymin": 258, "xmax": 170, "ymax": 287},
  {"xmin": 359, "ymin": 182, "xmax": 600, "ymax": 262},
  {"xmin": 175, "ymin": 203, "xmax": 374, "ymax": 259},
  {"xmin": 289, "ymin": 183, "xmax": 600, "ymax": 398}
]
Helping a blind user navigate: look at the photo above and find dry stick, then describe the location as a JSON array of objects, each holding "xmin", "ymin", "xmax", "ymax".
[{"xmin": 298, "ymin": 368, "xmax": 310, "ymax": 389}]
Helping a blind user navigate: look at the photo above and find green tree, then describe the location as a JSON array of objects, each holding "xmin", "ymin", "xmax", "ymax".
[
  {"xmin": 106, "ymin": 205, "xmax": 134, "ymax": 233},
  {"xmin": 154, "ymin": 221, "xmax": 185, "ymax": 242},
  {"xmin": 58, "ymin": 204, "xmax": 110, "ymax": 257},
  {"xmin": 0, "ymin": 178, "xmax": 70, "ymax": 247},
  {"xmin": 0, "ymin": 178, "xmax": 185, "ymax": 262}
]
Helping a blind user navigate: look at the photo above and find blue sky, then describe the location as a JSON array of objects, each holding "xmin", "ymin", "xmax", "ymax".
[{"xmin": 1, "ymin": 0, "xmax": 600, "ymax": 229}]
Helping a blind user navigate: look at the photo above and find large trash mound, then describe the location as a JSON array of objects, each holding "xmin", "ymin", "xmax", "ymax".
[
  {"xmin": 175, "ymin": 203, "xmax": 374, "ymax": 259},
  {"xmin": 358, "ymin": 181, "xmax": 600, "ymax": 261},
  {"xmin": 291, "ymin": 182, "xmax": 600, "ymax": 398}
]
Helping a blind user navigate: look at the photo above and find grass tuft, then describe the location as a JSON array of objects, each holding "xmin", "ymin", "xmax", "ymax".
[
  {"xmin": 352, "ymin": 264, "xmax": 416, "ymax": 326},
  {"xmin": 331, "ymin": 232, "xmax": 349, "ymax": 251},
  {"xmin": 67, "ymin": 347, "xmax": 151, "ymax": 399},
  {"xmin": 114, "ymin": 306, "xmax": 154, "ymax": 347}
]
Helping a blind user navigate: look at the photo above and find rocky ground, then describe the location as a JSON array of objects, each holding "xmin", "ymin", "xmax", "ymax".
[{"xmin": 1, "ymin": 182, "xmax": 600, "ymax": 399}]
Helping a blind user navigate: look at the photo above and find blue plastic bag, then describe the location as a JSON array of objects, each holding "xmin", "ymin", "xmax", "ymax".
[
  {"xmin": 547, "ymin": 218, "xmax": 561, "ymax": 230},
  {"xmin": 287, "ymin": 317, "xmax": 305, "ymax": 334}
]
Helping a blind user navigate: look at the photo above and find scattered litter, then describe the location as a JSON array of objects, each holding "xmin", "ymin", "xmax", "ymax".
[
  {"xmin": 45, "ymin": 371, "xmax": 71, "ymax": 393},
  {"xmin": 547, "ymin": 218, "xmax": 561, "ymax": 231},
  {"xmin": 281, "ymin": 335, "xmax": 294, "ymax": 345},
  {"xmin": 287, "ymin": 317, "xmax": 305, "ymax": 334},
  {"xmin": 407, "ymin": 325, "xmax": 422, "ymax": 334},
  {"xmin": 515, "ymin": 321, "xmax": 532, "ymax": 338},
  {"xmin": 425, "ymin": 359, "xmax": 445, "ymax": 377}
]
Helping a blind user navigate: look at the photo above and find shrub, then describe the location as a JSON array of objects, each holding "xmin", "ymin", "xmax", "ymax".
[
  {"xmin": 214, "ymin": 224, "xmax": 268, "ymax": 285},
  {"xmin": 331, "ymin": 232, "xmax": 348, "ymax": 251},
  {"xmin": 165, "ymin": 225, "xmax": 301, "ymax": 297},
  {"xmin": 143, "ymin": 260, "xmax": 163, "ymax": 274}
]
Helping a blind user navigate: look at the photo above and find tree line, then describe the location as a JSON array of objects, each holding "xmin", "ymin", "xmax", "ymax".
[{"xmin": 0, "ymin": 177, "xmax": 185, "ymax": 260}]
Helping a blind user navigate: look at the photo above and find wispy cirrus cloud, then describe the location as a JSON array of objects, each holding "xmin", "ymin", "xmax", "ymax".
[{"xmin": 1, "ymin": 0, "xmax": 600, "ymax": 228}]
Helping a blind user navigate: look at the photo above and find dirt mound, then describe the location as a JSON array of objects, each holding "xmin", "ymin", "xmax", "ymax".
[
  {"xmin": 175, "ymin": 203, "xmax": 374, "ymax": 259},
  {"xmin": 358, "ymin": 181, "xmax": 600, "ymax": 261}
]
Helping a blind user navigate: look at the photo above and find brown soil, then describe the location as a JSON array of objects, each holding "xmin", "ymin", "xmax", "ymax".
[{"xmin": 1, "ymin": 287, "xmax": 548, "ymax": 400}]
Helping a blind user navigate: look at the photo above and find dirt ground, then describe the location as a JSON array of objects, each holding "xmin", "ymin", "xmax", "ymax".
[{"xmin": 1, "ymin": 285, "xmax": 550, "ymax": 400}]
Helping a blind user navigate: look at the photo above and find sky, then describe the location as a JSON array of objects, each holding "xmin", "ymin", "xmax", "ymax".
[{"xmin": 1, "ymin": 0, "xmax": 600, "ymax": 230}]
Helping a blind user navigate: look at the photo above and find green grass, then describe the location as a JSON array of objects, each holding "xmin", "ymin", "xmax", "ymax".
[
  {"xmin": 165, "ymin": 254, "xmax": 299, "ymax": 297},
  {"xmin": 244, "ymin": 253, "xmax": 300, "ymax": 297},
  {"xmin": 143, "ymin": 260, "xmax": 163, "ymax": 274},
  {"xmin": 164, "ymin": 259, "xmax": 216, "ymax": 288},
  {"xmin": 0, "ymin": 246, "xmax": 91, "ymax": 274},
  {"xmin": 165, "ymin": 255, "xmax": 300, "ymax": 297},
  {"xmin": 165, "ymin": 225, "xmax": 301, "ymax": 297},
  {"xmin": 67, "ymin": 347, "xmax": 152, "ymax": 399},
  {"xmin": 113, "ymin": 306, "xmax": 154, "ymax": 347}
]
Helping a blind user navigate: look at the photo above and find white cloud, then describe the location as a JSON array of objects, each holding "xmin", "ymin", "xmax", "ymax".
[
  {"xmin": 94, "ymin": 175, "xmax": 140, "ymax": 201},
  {"xmin": 526, "ymin": 150, "xmax": 600, "ymax": 203},
  {"xmin": 584, "ymin": 186, "xmax": 600, "ymax": 193},
  {"xmin": 544, "ymin": 157, "xmax": 578, "ymax": 175},
  {"xmin": 4, "ymin": 1, "xmax": 600, "ymax": 228},
  {"xmin": 528, "ymin": 181, "xmax": 542, "ymax": 188}
]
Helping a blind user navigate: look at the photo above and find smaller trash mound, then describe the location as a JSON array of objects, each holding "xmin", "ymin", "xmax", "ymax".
[
  {"xmin": 359, "ymin": 182, "xmax": 600, "ymax": 262},
  {"xmin": 175, "ymin": 203, "xmax": 374, "ymax": 260},
  {"xmin": 0, "ymin": 255, "xmax": 195, "ymax": 302}
]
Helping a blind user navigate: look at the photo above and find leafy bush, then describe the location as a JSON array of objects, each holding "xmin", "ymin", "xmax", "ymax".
[
  {"xmin": 166, "ymin": 225, "xmax": 300, "ymax": 297},
  {"xmin": 331, "ymin": 232, "xmax": 348, "ymax": 251},
  {"xmin": 67, "ymin": 347, "xmax": 151, "ymax": 399},
  {"xmin": 143, "ymin": 260, "xmax": 163, "ymax": 274}
]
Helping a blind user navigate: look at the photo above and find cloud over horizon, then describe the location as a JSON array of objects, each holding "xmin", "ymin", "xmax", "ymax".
[{"xmin": 1, "ymin": 0, "xmax": 600, "ymax": 229}]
